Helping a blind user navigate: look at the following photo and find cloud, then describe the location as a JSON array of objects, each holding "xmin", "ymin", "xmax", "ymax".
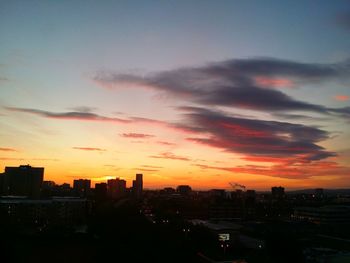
[
  {"xmin": 72, "ymin": 147, "xmax": 106, "ymax": 152},
  {"xmin": 150, "ymin": 152, "xmax": 191, "ymax": 161},
  {"xmin": 334, "ymin": 94, "xmax": 349, "ymax": 101},
  {"xmin": 336, "ymin": 12, "xmax": 350, "ymax": 30},
  {"xmin": 120, "ymin": 133, "xmax": 154, "ymax": 138},
  {"xmin": 194, "ymin": 161, "xmax": 350, "ymax": 179},
  {"xmin": 68, "ymin": 106, "xmax": 97, "ymax": 112},
  {"xmin": 5, "ymin": 107, "xmax": 170, "ymax": 126},
  {"xmin": 272, "ymin": 113, "xmax": 329, "ymax": 121},
  {"xmin": 94, "ymin": 57, "xmax": 350, "ymax": 116},
  {"xmin": 6, "ymin": 107, "xmax": 130, "ymax": 123},
  {"xmin": 0, "ymin": 157, "xmax": 58, "ymax": 161},
  {"xmin": 157, "ymin": 141, "xmax": 176, "ymax": 146},
  {"xmin": 254, "ymin": 76, "xmax": 294, "ymax": 88},
  {"xmin": 177, "ymin": 107, "xmax": 335, "ymax": 163},
  {"xmin": 0, "ymin": 147, "xmax": 17, "ymax": 152},
  {"xmin": 141, "ymin": 165, "xmax": 163, "ymax": 168},
  {"xmin": 133, "ymin": 168, "xmax": 160, "ymax": 172}
]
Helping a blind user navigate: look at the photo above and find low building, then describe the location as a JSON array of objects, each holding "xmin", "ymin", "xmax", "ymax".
[{"xmin": 293, "ymin": 206, "xmax": 350, "ymax": 224}]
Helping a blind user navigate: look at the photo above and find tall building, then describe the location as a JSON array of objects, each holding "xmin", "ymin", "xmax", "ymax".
[
  {"xmin": 73, "ymin": 179, "xmax": 91, "ymax": 197},
  {"xmin": 271, "ymin": 186, "xmax": 285, "ymax": 200},
  {"xmin": 107, "ymin": 178, "xmax": 126, "ymax": 199},
  {"xmin": 95, "ymin": 183, "xmax": 107, "ymax": 200},
  {"xmin": 132, "ymin": 173, "xmax": 143, "ymax": 198},
  {"xmin": 2, "ymin": 165, "xmax": 44, "ymax": 198},
  {"xmin": 176, "ymin": 185, "xmax": 192, "ymax": 196}
]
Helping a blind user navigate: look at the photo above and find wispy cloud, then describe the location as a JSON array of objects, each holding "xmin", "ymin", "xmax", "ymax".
[
  {"xmin": 0, "ymin": 147, "xmax": 17, "ymax": 152},
  {"xmin": 72, "ymin": 147, "xmax": 106, "ymax": 152},
  {"xmin": 6, "ymin": 107, "xmax": 130, "ymax": 123},
  {"xmin": 150, "ymin": 152, "xmax": 191, "ymax": 161},
  {"xmin": 133, "ymin": 168, "xmax": 160, "ymax": 172},
  {"xmin": 0, "ymin": 157, "xmax": 58, "ymax": 161},
  {"xmin": 120, "ymin": 133, "xmax": 154, "ymax": 138},
  {"xmin": 334, "ymin": 94, "xmax": 349, "ymax": 101},
  {"xmin": 195, "ymin": 161, "xmax": 350, "ymax": 179},
  {"xmin": 156, "ymin": 141, "xmax": 176, "ymax": 146},
  {"xmin": 141, "ymin": 165, "xmax": 163, "ymax": 168}
]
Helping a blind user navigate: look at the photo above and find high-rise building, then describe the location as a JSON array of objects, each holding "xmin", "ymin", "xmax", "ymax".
[
  {"xmin": 271, "ymin": 186, "xmax": 285, "ymax": 200},
  {"xmin": 2, "ymin": 165, "xmax": 44, "ymax": 198},
  {"xmin": 73, "ymin": 179, "xmax": 91, "ymax": 197},
  {"xmin": 132, "ymin": 173, "xmax": 143, "ymax": 198},
  {"xmin": 107, "ymin": 178, "xmax": 126, "ymax": 199},
  {"xmin": 95, "ymin": 182, "xmax": 107, "ymax": 200},
  {"xmin": 176, "ymin": 185, "xmax": 192, "ymax": 196}
]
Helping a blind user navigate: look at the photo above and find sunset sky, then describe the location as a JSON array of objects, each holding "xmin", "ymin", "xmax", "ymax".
[{"xmin": 1, "ymin": 0, "xmax": 350, "ymax": 190}]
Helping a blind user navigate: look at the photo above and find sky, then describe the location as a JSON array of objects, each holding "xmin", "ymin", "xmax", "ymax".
[{"xmin": 0, "ymin": 0, "xmax": 350, "ymax": 190}]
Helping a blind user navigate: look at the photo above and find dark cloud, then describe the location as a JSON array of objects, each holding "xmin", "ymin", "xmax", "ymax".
[
  {"xmin": 68, "ymin": 106, "xmax": 97, "ymax": 112},
  {"xmin": 272, "ymin": 113, "xmax": 329, "ymax": 121},
  {"xmin": 150, "ymin": 152, "xmax": 191, "ymax": 161},
  {"xmin": 5, "ymin": 107, "xmax": 169, "ymax": 125},
  {"xmin": 120, "ymin": 133, "xmax": 154, "ymax": 138},
  {"xmin": 6, "ymin": 107, "xmax": 130, "ymax": 123},
  {"xmin": 336, "ymin": 12, "xmax": 350, "ymax": 30},
  {"xmin": 178, "ymin": 107, "xmax": 335, "ymax": 162},
  {"xmin": 72, "ymin": 147, "xmax": 106, "ymax": 152},
  {"xmin": 94, "ymin": 57, "xmax": 350, "ymax": 115}
]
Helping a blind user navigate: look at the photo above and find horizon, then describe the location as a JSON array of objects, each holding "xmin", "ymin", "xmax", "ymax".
[{"xmin": 1, "ymin": 1, "xmax": 350, "ymax": 190}]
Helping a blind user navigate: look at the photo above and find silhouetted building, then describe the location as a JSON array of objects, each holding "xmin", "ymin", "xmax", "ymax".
[
  {"xmin": 245, "ymin": 190, "xmax": 256, "ymax": 204},
  {"xmin": 107, "ymin": 178, "xmax": 126, "ymax": 199},
  {"xmin": 161, "ymin": 187, "xmax": 176, "ymax": 195},
  {"xmin": 210, "ymin": 189, "xmax": 226, "ymax": 199},
  {"xmin": 132, "ymin": 173, "xmax": 143, "ymax": 198},
  {"xmin": 294, "ymin": 206, "xmax": 350, "ymax": 224},
  {"xmin": 73, "ymin": 179, "xmax": 91, "ymax": 197},
  {"xmin": 271, "ymin": 186, "xmax": 285, "ymax": 200},
  {"xmin": 176, "ymin": 185, "xmax": 192, "ymax": 196},
  {"xmin": 315, "ymin": 188, "xmax": 324, "ymax": 199},
  {"xmin": 95, "ymin": 183, "xmax": 107, "ymax": 200},
  {"xmin": 2, "ymin": 165, "xmax": 44, "ymax": 199},
  {"xmin": 0, "ymin": 196, "xmax": 88, "ymax": 227}
]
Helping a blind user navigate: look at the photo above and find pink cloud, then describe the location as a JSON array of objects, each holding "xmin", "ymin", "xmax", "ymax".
[
  {"xmin": 334, "ymin": 94, "xmax": 349, "ymax": 101},
  {"xmin": 255, "ymin": 76, "xmax": 294, "ymax": 88},
  {"xmin": 150, "ymin": 152, "xmax": 190, "ymax": 161},
  {"xmin": 72, "ymin": 147, "xmax": 106, "ymax": 152},
  {"xmin": 120, "ymin": 133, "xmax": 154, "ymax": 138}
]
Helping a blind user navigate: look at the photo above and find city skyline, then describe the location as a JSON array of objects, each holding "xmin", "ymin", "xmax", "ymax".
[{"xmin": 1, "ymin": 1, "xmax": 350, "ymax": 190}]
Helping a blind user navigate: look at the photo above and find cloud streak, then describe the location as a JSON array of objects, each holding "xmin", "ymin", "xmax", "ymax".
[
  {"xmin": 120, "ymin": 133, "xmax": 154, "ymax": 138},
  {"xmin": 195, "ymin": 161, "xmax": 350, "ymax": 179},
  {"xmin": 6, "ymin": 107, "xmax": 130, "ymax": 123},
  {"xmin": 334, "ymin": 94, "xmax": 349, "ymax": 101},
  {"xmin": 72, "ymin": 147, "xmax": 106, "ymax": 152},
  {"xmin": 0, "ymin": 147, "xmax": 17, "ymax": 152},
  {"xmin": 150, "ymin": 152, "xmax": 191, "ymax": 161},
  {"xmin": 94, "ymin": 57, "xmax": 350, "ymax": 116}
]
